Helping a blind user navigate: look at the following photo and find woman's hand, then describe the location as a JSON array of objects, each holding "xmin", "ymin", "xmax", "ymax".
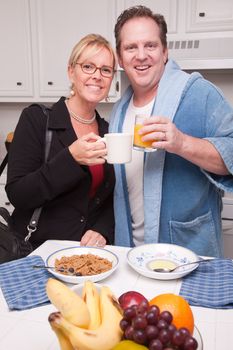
[
  {"xmin": 69, "ymin": 132, "xmax": 106, "ymax": 165},
  {"xmin": 80, "ymin": 230, "xmax": 107, "ymax": 247}
]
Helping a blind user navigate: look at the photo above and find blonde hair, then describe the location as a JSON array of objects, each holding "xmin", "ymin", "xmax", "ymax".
[{"xmin": 68, "ymin": 33, "xmax": 117, "ymax": 69}]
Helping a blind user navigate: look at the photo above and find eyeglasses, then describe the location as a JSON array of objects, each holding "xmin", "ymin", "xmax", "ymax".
[{"xmin": 76, "ymin": 62, "xmax": 115, "ymax": 78}]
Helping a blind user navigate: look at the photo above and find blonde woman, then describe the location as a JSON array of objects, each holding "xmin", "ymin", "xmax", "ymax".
[{"xmin": 6, "ymin": 34, "xmax": 116, "ymax": 249}]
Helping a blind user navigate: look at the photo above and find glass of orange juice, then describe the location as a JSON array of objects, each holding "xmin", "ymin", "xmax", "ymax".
[{"xmin": 133, "ymin": 114, "xmax": 155, "ymax": 152}]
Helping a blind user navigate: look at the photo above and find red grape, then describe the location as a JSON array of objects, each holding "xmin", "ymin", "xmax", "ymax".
[
  {"xmin": 149, "ymin": 338, "xmax": 163, "ymax": 350},
  {"xmin": 119, "ymin": 318, "xmax": 129, "ymax": 331},
  {"xmin": 157, "ymin": 319, "xmax": 168, "ymax": 330},
  {"xmin": 124, "ymin": 325, "xmax": 134, "ymax": 340},
  {"xmin": 123, "ymin": 306, "xmax": 137, "ymax": 321},
  {"xmin": 158, "ymin": 329, "xmax": 171, "ymax": 345},
  {"xmin": 183, "ymin": 336, "xmax": 198, "ymax": 350},
  {"xmin": 159, "ymin": 311, "xmax": 173, "ymax": 325},
  {"xmin": 133, "ymin": 329, "xmax": 147, "ymax": 344},
  {"xmin": 145, "ymin": 325, "xmax": 159, "ymax": 340},
  {"xmin": 147, "ymin": 310, "xmax": 159, "ymax": 325},
  {"xmin": 132, "ymin": 316, "xmax": 148, "ymax": 330}
]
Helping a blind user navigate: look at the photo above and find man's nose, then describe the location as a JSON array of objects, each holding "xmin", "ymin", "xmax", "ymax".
[{"xmin": 136, "ymin": 47, "xmax": 147, "ymax": 60}]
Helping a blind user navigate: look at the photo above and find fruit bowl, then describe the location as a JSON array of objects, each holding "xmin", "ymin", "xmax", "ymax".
[
  {"xmin": 194, "ymin": 325, "xmax": 203, "ymax": 350},
  {"xmin": 71, "ymin": 282, "xmax": 102, "ymax": 296},
  {"xmin": 127, "ymin": 243, "xmax": 199, "ymax": 280},
  {"xmin": 46, "ymin": 246, "xmax": 119, "ymax": 284}
]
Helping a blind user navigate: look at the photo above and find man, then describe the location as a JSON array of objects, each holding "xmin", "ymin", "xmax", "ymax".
[{"xmin": 110, "ymin": 5, "xmax": 233, "ymax": 257}]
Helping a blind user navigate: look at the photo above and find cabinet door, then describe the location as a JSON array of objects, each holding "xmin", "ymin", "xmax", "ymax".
[
  {"xmin": 33, "ymin": 0, "xmax": 119, "ymax": 100},
  {"xmin": 186, "ymin": 0, "xmax": 233, "ymax": 32},
  {"xmin": 0, "ymin": 0, "xmax": 33, "ymax": 98},
  {"xmin": 122, "ymin": 0, "xmax": 178, "ymax": 33}
]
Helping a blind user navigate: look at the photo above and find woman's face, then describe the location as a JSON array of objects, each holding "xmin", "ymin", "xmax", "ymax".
[{"xmin": 68, "ymin": 47, "xmax": 114, "ymax": 105}]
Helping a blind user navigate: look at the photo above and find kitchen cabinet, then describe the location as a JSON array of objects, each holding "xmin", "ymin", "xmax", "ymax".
[
  {"xmin": 119, "ymin": 0, "xmax": 233, "ymax": 34},
  {"xmin": 0, "ymin": 0, "xmax": 33, "ymax": 99},
  {"xmin": 0, "ymin": 0, "xmax": 120, "ymax": 103},
  {"xmin": 120, "ymin": 0, "xmax": 178, "ymax": 33},
  {"xmin": 32, "ymin": 0, "xmax": 120, "ymax": 101},
  {"xmin": 186, "ymin": 0, "xmax": 233, "ymax": 33}
]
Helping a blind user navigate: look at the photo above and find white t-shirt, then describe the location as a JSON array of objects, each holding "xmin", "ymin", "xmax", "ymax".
[{"xmin": 123, "ymin": 97, "xmax": 155, "ymax": 246}]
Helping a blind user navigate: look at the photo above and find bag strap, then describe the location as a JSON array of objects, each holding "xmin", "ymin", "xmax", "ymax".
[
  {"xmin": 24, "ymin": 104, "xmax": 52, "ymax": 242},
  {"xmin": 0, "ymin": 206, "xmax": 11, "ymax": 224},
  {"xmin": 0, "ymin": 153, "xmax": 8, "ymax": 177}
]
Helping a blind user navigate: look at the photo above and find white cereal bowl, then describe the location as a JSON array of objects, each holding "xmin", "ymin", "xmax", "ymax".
[
  {"xmin": 46, "ymin": 246, "xmax": 119, "ymax": 284},
  {"xmin": 127, "ymin": 243, "xmax": 199, "ymax": 280}
]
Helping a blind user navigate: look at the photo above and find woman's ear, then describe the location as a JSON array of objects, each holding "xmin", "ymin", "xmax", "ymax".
[{"xmin": 67, "ymin": 64, "xmax": 74, "ymax": 80}]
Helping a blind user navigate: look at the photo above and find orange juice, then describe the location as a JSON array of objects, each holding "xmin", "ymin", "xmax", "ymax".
[{"xmin": 133, "ymin": 124, "xmax": 153, "ymax": 149}]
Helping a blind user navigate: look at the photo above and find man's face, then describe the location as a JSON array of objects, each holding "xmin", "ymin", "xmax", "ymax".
[{"xmin": 118, "ymin": 17, "xmax": 168, "ymax": 101}]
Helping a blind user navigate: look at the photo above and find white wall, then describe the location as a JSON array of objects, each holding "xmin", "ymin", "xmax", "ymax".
[{"xmin": 0, "ymin": 69, "xmax": 233, "ymax": 165}]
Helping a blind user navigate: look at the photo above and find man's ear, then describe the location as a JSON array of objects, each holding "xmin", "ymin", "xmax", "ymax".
[
  {"xmin": 117, "ymin": 54, "xmax": 123, "ymax": 68},
  {"xmin": 163, "ymin": 47, "xmax": 168, "ymax": 64}
]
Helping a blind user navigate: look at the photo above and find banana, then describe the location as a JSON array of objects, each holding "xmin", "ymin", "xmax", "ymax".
[
  {"xmin": 50, "ymin": 322, "xmax": 74, "ymax": 350},
  {"xmin": 46, "ymin": 278, "xmax": 90, "ymax": 327},
  {"xmin": 82, "ymin": 281, "xmax": 101, "ymax": 330},
  {"xmin": 49, "ymin": 285, "xmax": 123, "ymax": 350}
]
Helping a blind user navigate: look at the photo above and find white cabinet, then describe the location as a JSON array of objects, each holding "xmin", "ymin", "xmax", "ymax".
[
  {"xmin": 186, "ymin": 0, "xmax": 233, "ymax": 33},
  {"xmin": 0, "ymin": 0, "xmax": 33, "ymax": 99},
  {"xmin": 32, "ymin": 0, "xmax": 119, "ymax": 100},
  {"xmin": 121, "ymin": 0, "xmax": 178, "ymax": 33},
  {"xmin": 0, "ymin": 0, "xmax": 120, "ymax": 103}
]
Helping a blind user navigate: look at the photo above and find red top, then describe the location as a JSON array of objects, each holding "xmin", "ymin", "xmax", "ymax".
[{"xmin": 89, "ymin": 164, "xmax": 104, "ymax": 197}]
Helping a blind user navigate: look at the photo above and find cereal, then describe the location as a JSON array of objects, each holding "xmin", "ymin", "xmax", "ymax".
[{"xmin": 55, "ymin": 253, "xmax": 112, "ymax": 276}]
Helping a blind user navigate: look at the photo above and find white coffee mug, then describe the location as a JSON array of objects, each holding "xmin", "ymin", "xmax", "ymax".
[{"xmin": 100, "ymin": 133, "xmax": 133, "ymax": 164}]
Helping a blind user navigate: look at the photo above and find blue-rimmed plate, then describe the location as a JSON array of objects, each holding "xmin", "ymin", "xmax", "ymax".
[
  {"xmin": 127, "ymin": 243, "xmax": 199, "ymax": 280},
  {"xmin": 46, "ymin": 246, "xmax": 119, "ymax": 284}
]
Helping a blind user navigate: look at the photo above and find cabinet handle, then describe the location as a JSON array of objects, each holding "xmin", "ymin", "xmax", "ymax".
[
  {"xmin": 116, "ymin": 81, "xmax": 119, "ymax": 92},
  {"xmin": 16, "ymin": 82, "xmax": 22, "ymax": 86},
  {"xmin": 199, "ymin": 12, "xmax": 205, "ymax": 17},
  {"xmin": 47, "ymin": 81, "xmax": 53, "ymax": 85}
]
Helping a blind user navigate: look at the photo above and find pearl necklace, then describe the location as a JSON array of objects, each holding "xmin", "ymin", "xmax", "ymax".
[
  {"xmin": 69, "ymin": 109, "xmax": 96, "ymax": 124},
  {"xmin": 66, "ymin": 100, "xmax": 96, "ymax": 125}
]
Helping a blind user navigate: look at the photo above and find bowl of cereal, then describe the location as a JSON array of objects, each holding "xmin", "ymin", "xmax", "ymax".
[{"xmin": 45, "ymin": 246, "xmax": 119, "ymax": 284}]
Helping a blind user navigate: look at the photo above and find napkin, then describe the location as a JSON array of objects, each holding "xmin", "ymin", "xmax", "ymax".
[
  {"xmin": 179, "ymin": 258, "xmax": 233, "ymax": 309},
  {"xmin": 0, "ymin": 255, "xmax": 52, "ymax": 310}
]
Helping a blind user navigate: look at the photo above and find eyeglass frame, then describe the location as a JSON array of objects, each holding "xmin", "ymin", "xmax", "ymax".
[{"xmin": 76, "ymin": 62, "xmax": 115, "ymax": 78}]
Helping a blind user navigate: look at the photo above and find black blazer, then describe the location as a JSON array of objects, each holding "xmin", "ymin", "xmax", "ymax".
[{"xmin": 6, "ymin": 97, "xmax": 115, "ymax": 248}]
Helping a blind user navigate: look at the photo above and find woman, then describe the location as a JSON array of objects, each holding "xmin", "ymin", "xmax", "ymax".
[{"xmin": 6, "ymin": 34, "xmax": 116, "ymax": 249}]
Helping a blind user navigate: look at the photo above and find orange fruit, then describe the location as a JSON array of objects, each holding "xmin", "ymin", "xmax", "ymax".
[{"xmin": 149, "ymin": 293, "xmax": 194, "ymax": 335}]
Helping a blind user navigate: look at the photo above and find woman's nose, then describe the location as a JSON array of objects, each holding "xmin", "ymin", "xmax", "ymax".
[{"xmin": 92, "ymin": 68, "xmax": 102, "ymax": 78}]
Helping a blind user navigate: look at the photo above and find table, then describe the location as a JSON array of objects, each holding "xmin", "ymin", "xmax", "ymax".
[{"xmin": 0, "ymin": 240, "xmax": 232, "ymax": 350}]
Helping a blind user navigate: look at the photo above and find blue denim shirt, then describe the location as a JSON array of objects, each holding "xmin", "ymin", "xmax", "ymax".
[{"xmin": 110, "ymin": 60, "xmax": 233, "ymax": 257}]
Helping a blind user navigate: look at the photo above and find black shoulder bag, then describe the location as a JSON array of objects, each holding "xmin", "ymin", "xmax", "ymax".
[{"xmin": 0, "ymin": 104, "xmax": 52, "ymax": 264}]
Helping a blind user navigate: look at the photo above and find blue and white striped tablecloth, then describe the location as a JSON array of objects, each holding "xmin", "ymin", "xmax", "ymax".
[
  {"xmin": 180, "ymin": 258, "xmax": 233, "ymax": 309},
  {"xmin": 0, "ymin": 255, "xmax": 52, "ymax": 310}
]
